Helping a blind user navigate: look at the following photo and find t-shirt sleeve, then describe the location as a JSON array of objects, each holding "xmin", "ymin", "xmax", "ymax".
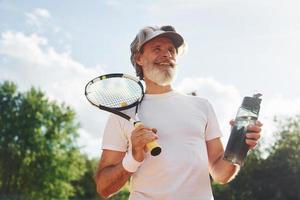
[
  {"xmin": 204, "ymin": 100, "xmax": 223, "ymax": 141},
  {"xmin": 101, "ymin": 114, "xmax": 129, "ymax": 152}
]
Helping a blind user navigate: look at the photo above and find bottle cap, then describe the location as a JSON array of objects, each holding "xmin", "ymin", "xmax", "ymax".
[{"xmin": 241, "ymin": 93, "xmax": 262, "ymax": 115}]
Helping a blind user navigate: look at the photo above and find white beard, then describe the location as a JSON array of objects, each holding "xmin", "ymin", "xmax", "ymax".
[{"xmin": 143, "ymin": 63, "xmax": 177, "ymax": 86}]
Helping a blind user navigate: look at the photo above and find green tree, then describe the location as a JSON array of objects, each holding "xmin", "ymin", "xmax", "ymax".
[
  {"xmin": 251, "ymin": 116, "xmax": 300, "ymax": 200},
  {"xmin": 0, "ymin": 81, "xmax": 86, "ymax": 200},
  {"xmin": 70, "ymin": 155, "xmax": 130, "ymax": 200},
  {"xmin": 71, "ymin": 157, "xmax": 99, "ymax": 200}
]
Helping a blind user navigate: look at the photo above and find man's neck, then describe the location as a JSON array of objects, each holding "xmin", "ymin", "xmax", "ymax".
[{"xmin": 144, "ymin": 78, "xmax": 173, "ymax": 94}]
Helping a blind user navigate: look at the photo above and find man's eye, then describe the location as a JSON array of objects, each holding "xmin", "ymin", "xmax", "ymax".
[
  {"xmin": 169, "ymin": 48, "xmax": 175, "ymax": 54},
  {"xmin": 154, "ymin": 48, "xmax": 160, "ymax": 52}
]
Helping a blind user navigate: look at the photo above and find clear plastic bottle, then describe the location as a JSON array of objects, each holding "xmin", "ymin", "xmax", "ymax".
[{"xmin": 223, "ymin": 93, "xmax": 262, "ymax": 166}]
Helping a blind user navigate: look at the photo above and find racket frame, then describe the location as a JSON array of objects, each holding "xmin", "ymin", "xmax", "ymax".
[{"xmin": 85, "ymin": 73, "xmax": 144, "ymax": 111}]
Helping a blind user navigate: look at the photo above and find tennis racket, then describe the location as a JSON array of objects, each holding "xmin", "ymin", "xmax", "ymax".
[{"xmin": 85, "ymin": 73, "xmax": 161, "ymax": 156}]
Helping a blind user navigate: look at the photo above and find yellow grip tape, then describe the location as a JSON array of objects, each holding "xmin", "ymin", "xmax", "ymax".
[
  {"xmin": 146, "ymin": 141, "xmax": 159, "ymax": 150},
  {"xmin": 133, "ymin": 122, "xmax": 161, "ymax": 155},
  {"xmin": 134, "ymin": 121, "xmax": 143, "ymax": 128}
]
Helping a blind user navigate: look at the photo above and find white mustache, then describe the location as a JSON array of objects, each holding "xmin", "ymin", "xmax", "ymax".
[{"xmin": 154, "ymin": 60, "xmax": 176, "ymax": 67}]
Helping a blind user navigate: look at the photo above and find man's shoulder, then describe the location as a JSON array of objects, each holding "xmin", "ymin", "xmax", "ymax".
[{"xmin": 173, "ymin": 90, "xmax": 210, "ymax": 104}]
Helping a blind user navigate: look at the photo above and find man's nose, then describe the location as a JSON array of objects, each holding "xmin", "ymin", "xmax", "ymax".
[{"xmin": 161, "ymin": 49, "xmax": 172, "ymax": 58}]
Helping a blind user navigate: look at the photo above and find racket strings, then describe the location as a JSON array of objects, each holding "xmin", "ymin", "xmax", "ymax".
[{"xmin": 87, "ymin": 78, "xmax": 142, "ymax": 108}]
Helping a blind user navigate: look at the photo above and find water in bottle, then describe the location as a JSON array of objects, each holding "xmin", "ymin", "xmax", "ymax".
[{"xmin": 223, "ymin": 93, "xmax": 262, "ymax": 166}]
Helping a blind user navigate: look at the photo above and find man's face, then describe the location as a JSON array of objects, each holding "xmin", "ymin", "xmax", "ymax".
[{"xmin": 137, "ymin": 36, "xmax": 178, "ymax": 86}]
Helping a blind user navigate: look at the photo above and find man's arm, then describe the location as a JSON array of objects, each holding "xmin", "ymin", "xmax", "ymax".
[
  {"xmin": 95, "ymin": 150, "xmax": 131, "ymax": 199},
  {"xmin": 95, "ymin": 125, "xmax": 158, "ymax": 199},
  {"xmin": 206, "ymin": 121, "xmax": 262, "ymax": 184},
  {"xmin": 206, "ymin": 137, "xmax": 239, "ymax": 184}
]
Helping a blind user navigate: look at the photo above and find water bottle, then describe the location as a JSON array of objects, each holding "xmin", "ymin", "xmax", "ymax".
[{"xmin": 223, "ymin": 93, "xmax": 262, "ymax": 166}]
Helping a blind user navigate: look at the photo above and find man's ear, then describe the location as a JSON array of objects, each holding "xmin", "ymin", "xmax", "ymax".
[{"xmin": 135, "ymin": 53, "xmax": 143, "ymax": 66}]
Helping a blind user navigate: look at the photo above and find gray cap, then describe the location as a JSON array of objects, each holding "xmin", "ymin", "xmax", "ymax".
[{"xmin": 130, "ymin": 25, "xmax": 185, "ymax": 79}]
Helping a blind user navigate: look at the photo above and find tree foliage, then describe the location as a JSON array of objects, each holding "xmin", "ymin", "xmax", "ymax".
[
  {"xmin": 70, "ymin": 157, "xmax": 99, "ymax": 200},
  {"xmin": 0, "ymin": 81, "xmax": 86, "ymax": 200}
]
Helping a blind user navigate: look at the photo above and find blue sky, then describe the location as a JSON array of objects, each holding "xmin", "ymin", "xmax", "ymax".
[{"xmin": 1, "ymin": 0, "xmax": 300, "ymax": 157}]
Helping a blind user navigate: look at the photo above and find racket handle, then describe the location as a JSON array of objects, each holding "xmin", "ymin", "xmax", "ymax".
[
  {"xmin": 133, "ymin": 121, "xmax": 162, "ymax": 156},
  {"xmin": 146, "ymin": 141, "xmax": 162, "ymax": 156},
  {"xmin": 133, "ymin": 121, "xmax": 143, "ymax": 127}
]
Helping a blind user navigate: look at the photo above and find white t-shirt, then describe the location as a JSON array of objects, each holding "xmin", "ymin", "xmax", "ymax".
[{"xmin": 102, "ymin": 90, "xmax": 222, "ymax": 200}]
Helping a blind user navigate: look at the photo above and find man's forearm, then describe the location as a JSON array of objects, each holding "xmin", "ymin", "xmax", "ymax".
[
  {"xmin": 96, "ymin": 162, "xmax": 132, "ymax": 198},
  {"xmin": 210, "ymin": 155, "xmax": 240, "ymax": 184}
]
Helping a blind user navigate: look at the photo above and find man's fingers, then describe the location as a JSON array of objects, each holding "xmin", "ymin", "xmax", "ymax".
[
  {"xmin": 246, "ymin": 132, "xmax": 261, "ymax": 149},
  {"xmin": 131, "ymin": 125, "xmax": 159, "ymax": 153},
  {"xmin": 246, "ymin": 132, "xmax": 261, "ymax": 140},
  {"xmin": 140, "ymin": 134, "xmax": 158, "ymax": 144},
  {"xmin": 133, "ymin": 126, "xmax": 155, "ymax": 135},
  {"xmin": 245, "ymin": 139, "xmax": 257, "ymax": 149},
  {"xmin": 247, "ymin": 124, "xmax": 262, "ymax": 133},
  {"xmin": 255, "ymin": 120, "xmax": 263, "ymax": 127},
  {"xmin": 132, "ymin": 129, "xmax": 158, "ymax": 145}
]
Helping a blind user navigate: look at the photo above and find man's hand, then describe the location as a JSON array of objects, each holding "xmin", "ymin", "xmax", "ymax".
[
  {"xmin": 230, "ymin": 120, "xmax": 263, "ymax": 149},
  {"xmin": 131, "ymin": 124, "xmax": 158, "ymax": 162},
  {"xmin": 245, "ymin": 121, "xmax": 263, "ymax": 149}
]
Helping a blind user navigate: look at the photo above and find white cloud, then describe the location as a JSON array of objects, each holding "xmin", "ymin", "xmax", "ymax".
[
  {"xmin": 0, "ymin": 31, "xmax": 106, "ymax": 158},
  {"xmin": 25, "ymin": 8, "xmax": 51, "ymax": 27},
  {"xmin": 175, "ymin": 77, "xmax": 300, "ymax": 148},
  {"xmin": 77, "ymin": 128, "xmax": 103, "ymax": 158},
  {"xmin": 0, "ymin": 31, "xmax": 48, "ymax": 65},
  {"xmin": 259, "ymin": 95, "xmax": 300, "ymax": 146},
  {"xmin": 263, "ymin": 95, "xmax": 300, "ymax": 118}
]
